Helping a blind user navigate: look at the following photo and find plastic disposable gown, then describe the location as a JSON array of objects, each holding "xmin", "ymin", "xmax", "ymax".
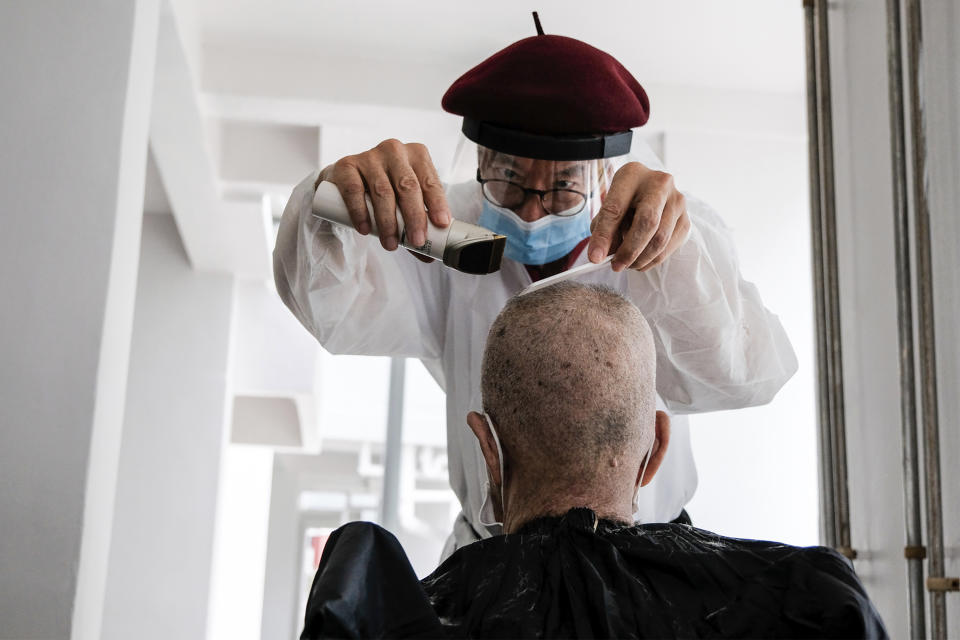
[
  {"xmin": 273, "ymin": 142, "xmax": 799, "ymax": 553},
  {"xmin": 300, "ymin": 509, "xmax": 887, "ymax": 639}
]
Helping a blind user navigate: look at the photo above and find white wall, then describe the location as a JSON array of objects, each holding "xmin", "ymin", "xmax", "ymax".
[
  {"xmin": 923, "ymin": 2, "xmax": 960, "ymax": 633},
  {"xmin": 403, "ymin": 360, "xmax": 449, "ymax": 448},
  {"xmin": 669, "ymin": 129, "xmax": 819, "ymax": 546},
  {"xmin": 101, "ymin": 213, "xmax": 234, "ymax": 640},
  {"xmin": 232, "ymin": 281, "xmax": 321, "ymax": 397},
  {"xmin": 828, "ymin": 4, "xmax": 907, "ymax": 634},
  {"xmin": 829, "ymin": 1, "xmax": 960, "ymax": 635},
  {"xmin": 0, "ymin": 2, "xmax": 157, "ymax": 637}
]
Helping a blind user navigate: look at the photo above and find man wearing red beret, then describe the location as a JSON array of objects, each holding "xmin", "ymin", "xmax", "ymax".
[{"xmin": 274, "ymin": 24, "xmax": 798, "ymax": 555}]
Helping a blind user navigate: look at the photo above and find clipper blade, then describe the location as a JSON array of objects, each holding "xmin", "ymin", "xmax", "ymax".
[{"xmin": 443, "ymin": 235, "xmax": 506, "ymax": 275}]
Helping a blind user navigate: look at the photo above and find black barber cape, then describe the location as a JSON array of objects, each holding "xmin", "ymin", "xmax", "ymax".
[{"xmin": 301, "ymin": 508, "xmax": 887, "ymax": 639}]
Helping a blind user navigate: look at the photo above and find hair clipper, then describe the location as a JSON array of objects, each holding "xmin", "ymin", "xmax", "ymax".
[{"xmin": 311, "ymin": 181, "xmax": 506, "ymax": 275}]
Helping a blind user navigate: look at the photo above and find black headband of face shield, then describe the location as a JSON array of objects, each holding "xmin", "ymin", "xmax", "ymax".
[{"xmin": 462, "ymin": 118, "xmax": 633, "ymax": 161}]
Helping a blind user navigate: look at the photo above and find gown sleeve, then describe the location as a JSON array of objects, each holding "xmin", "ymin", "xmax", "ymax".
[
  {"xmin": 627, "ymin": 190, "xmax": 798, "ymax": 413},
  {"xmin": 273, "ymin": 172, "xmax": 447, "ymax": 360}
]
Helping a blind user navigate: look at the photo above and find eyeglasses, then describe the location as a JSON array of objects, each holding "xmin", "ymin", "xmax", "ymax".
[{"xmin": 476, "ymin": 169, "xmax": 589, "ymax": 216}]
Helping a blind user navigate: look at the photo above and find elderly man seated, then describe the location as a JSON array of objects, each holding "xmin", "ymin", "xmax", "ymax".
[{"xmin": 301, "ymin": 282, "xmax": 886, "ymax": 639}]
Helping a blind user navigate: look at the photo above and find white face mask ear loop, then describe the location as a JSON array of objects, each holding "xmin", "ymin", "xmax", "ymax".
[
  {"xmin": 638, "ymin": 445, "xmax": 652, "ymax": 488},
  {"xmin": 484, "ymin": 412, "xmax": 506, "ymax": 513},
  {"xmin": 477, "ymin": 411, "xmax": 506, "ymax": 528},
  {"xmin": 632, "ymin": 440, "xmax": 654, "ymax": 516}
]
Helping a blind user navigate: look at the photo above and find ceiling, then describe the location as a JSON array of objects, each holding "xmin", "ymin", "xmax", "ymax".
[{"xmin": 196, "ymin": 0, "xmax": 807, "ymax": 97}]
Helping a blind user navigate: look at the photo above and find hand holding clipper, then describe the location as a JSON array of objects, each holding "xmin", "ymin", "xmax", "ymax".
[{"xmin": 312, "ymin": 181, "xmax": 505, "ymax": 275}]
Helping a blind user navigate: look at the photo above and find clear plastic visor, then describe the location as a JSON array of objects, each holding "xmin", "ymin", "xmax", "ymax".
[
  {"xmin": 447, "ymin": 135, "xmax": 624, "ymax": 219},
  {"xmin": 476, "ymin": 145, "xmax": 611, "ymax": 218}
]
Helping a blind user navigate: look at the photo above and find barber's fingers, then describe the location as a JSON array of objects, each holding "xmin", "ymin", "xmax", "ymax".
[
  {"xmin": 631, "ymin": 192, "xmax": 687, "ymax": 271},
  {"xmin": 380, "ymin": 140, "xmax": 451, "ymax": 250},
  {"xmin": 611, "ymin": 171, "xmax": 675, "ymax": 272},
  {"xmin": 408, "ymin": 143, "xmax": 451, "ymax": 230},
  {"xmin": 328, "ymin": 158, "xmax": 373, "ymax": 236},
  {"xmin": 327, "ymin": 140, "xmax": 447, "ymax": 252},
  {"xmin": 365, "ymin": 143, "xmax": 426, "ymax": 250},
  {"xmin": 358, "ymin": 152, "xmax": 401, "ymax": 251},
  {"xmin": 588, "ymin": 163, "xmax": 643, "ymax": 264},
  {"xmin": 641, "ymin": 212, "xmax": 690, "ymax": 271}
]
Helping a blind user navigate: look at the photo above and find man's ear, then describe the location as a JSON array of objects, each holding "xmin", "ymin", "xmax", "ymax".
[
  {"xmin": 466, "ymin": 411, "xmax": 502, "ymax": 487},
  {"xmin": 637, "ymin": 411, "xmax": 671, "ymax": 487}
]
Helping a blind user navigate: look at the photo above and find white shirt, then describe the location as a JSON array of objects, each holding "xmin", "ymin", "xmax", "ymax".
[{"xmin": 273, "ymin": 144, "xmax": 798, "ymax": 555}]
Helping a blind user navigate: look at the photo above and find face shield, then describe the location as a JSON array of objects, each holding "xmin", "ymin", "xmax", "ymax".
[{"xmin": 477, "ymin": 147, "xmax": 606, "ymax": 216}]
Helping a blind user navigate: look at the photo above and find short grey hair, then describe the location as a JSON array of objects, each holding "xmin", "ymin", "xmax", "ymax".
[{"xmin": 481, "ymin": 281, "xmax": 657, "ymax": 485}]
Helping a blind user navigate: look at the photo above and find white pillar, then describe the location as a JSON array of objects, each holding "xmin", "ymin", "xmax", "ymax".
[
  {"xmin": 99, "ymin": 213, "xmax": 234, "ymax": 640},
  {"xmin": 260, "ymin": 457, "xmax": 302, "ymax": 640},
  {"xmin": 207, "ymin": 446, "xmax": 275, "ymax": 640},
  {"xmin": 380, "ymin": 359, "xmax": 407, "ymax": 533},
  {"xmin": 0, "ymin": 2, "xmax": 158, "ymax": 638}
]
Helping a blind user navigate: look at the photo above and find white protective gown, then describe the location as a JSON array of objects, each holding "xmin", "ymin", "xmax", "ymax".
[{"xmin": 273, "ymin": 142, "xmax": 799, "ymax": 556}]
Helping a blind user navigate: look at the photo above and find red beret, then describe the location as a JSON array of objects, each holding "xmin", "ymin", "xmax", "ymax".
[{"xmin": 442, "ymin": 34, "xmax": 649, "ymax": 160}]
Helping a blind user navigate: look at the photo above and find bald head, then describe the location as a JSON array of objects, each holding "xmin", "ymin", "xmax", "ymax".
[{"xmin": 480, "ymin": 282, "xmax": 658, "ymax": 492}]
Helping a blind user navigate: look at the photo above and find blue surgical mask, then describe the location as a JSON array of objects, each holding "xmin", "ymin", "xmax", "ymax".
[{"xmin": 478, "ymin": 199, "xmax": 591, "ymax": 265}]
